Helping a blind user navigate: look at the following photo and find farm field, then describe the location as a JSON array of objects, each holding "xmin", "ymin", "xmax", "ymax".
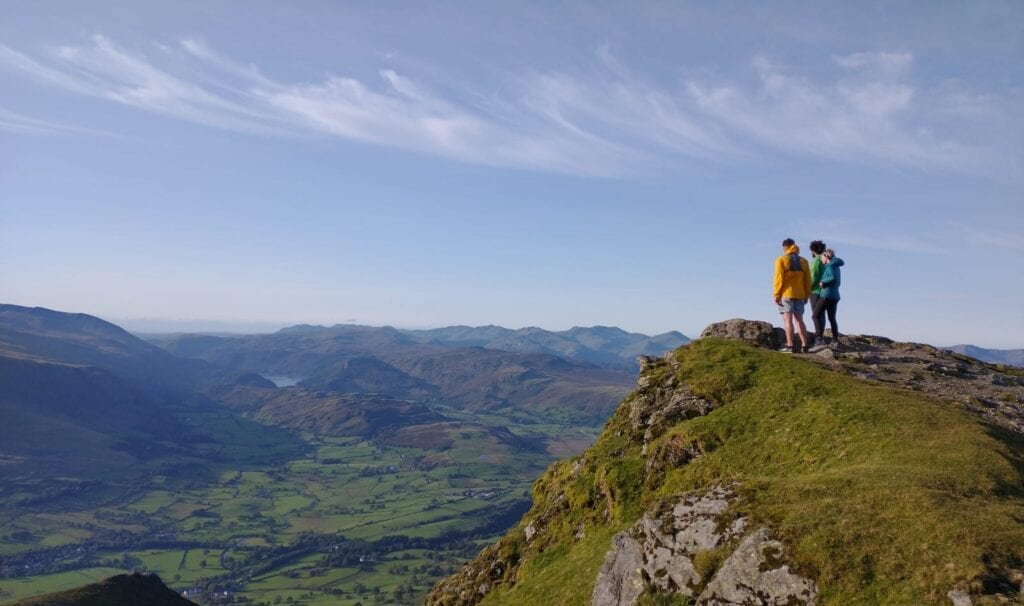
[{"xmin": 0, "ymin": 428, "xmax": 570, "ymax": 605}]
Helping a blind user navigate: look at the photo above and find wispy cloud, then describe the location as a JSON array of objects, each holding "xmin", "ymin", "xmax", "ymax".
[
  {"xmin": 0, "ymin": 36, "xmax": 663, "ymax": 175},
  {"xmin": 685, "ymin": 51, "xmax": 1002, "ymax": 173},
  {"xmin": 0, "ymin": 105, "xmax": 116, "ymax": 138},
  {"xmin": 0, "ymin": 36, "xmax": 1016, "ymax": 176},
  {"xmin": 966, "ymin": 228, "xmax": 1024, "ymax": 251}
]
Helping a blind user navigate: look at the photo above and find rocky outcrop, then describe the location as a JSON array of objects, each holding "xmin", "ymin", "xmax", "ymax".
[
  {"xmin": 591, "ymin": 532, "xmax": 647, "ymax": 606},
  {"xmin": 592, "ymin": 486, "xmax": 744, "ymax": 605},
  {"xmin": 811, "ymin": 335, "xmax": 1024, "ymax": 435},
  {"xmin": 946, "ymin": 588, "xmax": 972, "ymax": 606},
  {"xmin": 697, "ymin": 529, "xmax": 816, "ymax": 605},
  {"xmin": 700, "ymin": 319, "xmax": 783, "ymax": 350},
  {"xmin": 630, "ymin": 354, "xmax": 718, "ymax": 454},
  {"xmin": 592, "ymin": 487, "xmax": 816, "ymax": 606}
]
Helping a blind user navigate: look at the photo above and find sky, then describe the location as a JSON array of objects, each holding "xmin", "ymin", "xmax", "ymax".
[{"xmin": 1, "ymin": 1, "xmax": 1023, "ymax": 347}]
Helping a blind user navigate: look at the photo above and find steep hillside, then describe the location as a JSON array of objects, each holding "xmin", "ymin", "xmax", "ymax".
[
  {"xmin": 0, "ymin": 305, "xmax": 212, "ymax": 395},
  {"xmin": 0, "ymin": 355, "xmax": 179, "ymax": 478},
  {"xmin": 0, "ymin": 307, "xmax": 304, "ymax": 498},
  {"xmin": 428, "ymin": 321, "xmax": 1024, "ymax": 606},
  {"xmin": 11, "ymin": 573, "xmax": 196, "ymax": 606}
]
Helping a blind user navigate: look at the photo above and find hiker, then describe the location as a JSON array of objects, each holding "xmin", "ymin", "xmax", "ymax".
[
  {"xmin": 773, "ymin": 238, "xmax": 812, "ymax": 353},
  {"xmin": 808, "ymin": 240, "xmax": 827, "ymax": 344},
  {"xmin": 812, "ymin": 248, "xmax": 844, "ymax": 347}
]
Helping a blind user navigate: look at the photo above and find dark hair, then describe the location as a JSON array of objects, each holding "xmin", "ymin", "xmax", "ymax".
[
  {"xmin": 782, "ymin": 238, "xmax": 795, "ymax": 247},
  {"xmin": 809, "ymin": 240, "xmax": 826, "ymax": 254}
]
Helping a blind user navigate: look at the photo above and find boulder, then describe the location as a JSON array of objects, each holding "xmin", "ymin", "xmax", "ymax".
[
  {"xmin": 700, "ymin": 319, "xmax": 781, "ymax": 350},
  {"xmin": 590, "ymin": 532, "xmax": 646, "ymax": 606},
  {"xmin": 591, "ymin": 486, "xmax": 746, "ymax": 606},
  {"xmin": 698, "ymin": 528, "xmax": 817, "ymax": 605}
]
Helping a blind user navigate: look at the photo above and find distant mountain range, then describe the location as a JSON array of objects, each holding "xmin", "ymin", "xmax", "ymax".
[
  {"xmin": 152, "ymin": 323, "xmax": 690, "ymax": 372},
  {"xmin": 945, "ymin": 344, "xmax": 1024, "ymax": 367},
  {"xmin": 151, "ymin": 323, "xmax": 642, "ymax": 428},
  {"xmin": 403, "ymin": 324, "xmax": 689, "ymax": 370},
  {"xmin": 1, "ymin": 305, "xmax": 683, "ymax": 486}
]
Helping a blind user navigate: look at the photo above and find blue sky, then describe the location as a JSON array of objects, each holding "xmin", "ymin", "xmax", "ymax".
[{"xmin": 1, "ymin": 1, "xmax": 1022, "ymax": 346}]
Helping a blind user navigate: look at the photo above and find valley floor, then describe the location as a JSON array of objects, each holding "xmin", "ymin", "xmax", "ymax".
[{"xmin": 0, "ymin": 426, "xmax": 587, "ymax": 606}]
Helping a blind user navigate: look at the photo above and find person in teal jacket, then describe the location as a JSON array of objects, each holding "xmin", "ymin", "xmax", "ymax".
[{"xmin": 812, "ymin": 249, "xmax": 844, "ymax": 346}]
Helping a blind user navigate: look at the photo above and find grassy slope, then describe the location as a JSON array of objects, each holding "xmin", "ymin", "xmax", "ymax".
[
  {"xmin": 11, "ymin": 573, "xmax": 196, "ymax": 606},
  {"xmin": 476, "ymin": 339, "xmax": 1024, "ymax": 605}
]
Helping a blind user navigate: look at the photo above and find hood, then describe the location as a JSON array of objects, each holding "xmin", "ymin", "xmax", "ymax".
[
  {"xmin": 784, "ymin": 244, "xmax": 800, "ymax": 255},
  {"xmin": 829, "ymin": 257, "xmax": 845, "ymax": 267}
]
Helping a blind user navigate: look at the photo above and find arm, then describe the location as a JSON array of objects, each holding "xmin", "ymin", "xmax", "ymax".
[
  {"xmin": 773, "ymin": 257, "xmax": 784, "ymax": 302},
  {"xmin": 802, "ymin": 260, "xmax": 811, "ymax": 299},
  {"xmin": 820, "ymin": 266, "xmax": 835, "ymax": 286},
  {"xmin": 809, "ymin": 257, "xmax": 823, "ymax": 287}
]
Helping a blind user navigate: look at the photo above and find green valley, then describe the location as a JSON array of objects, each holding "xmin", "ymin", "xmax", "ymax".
[
  {"xmin": 0, "ymin": 305, "xmax": 658, "ymax": 605},
  {"xmin": 1, "ymin": 428, "xmax": 563, "ymax": 605}
]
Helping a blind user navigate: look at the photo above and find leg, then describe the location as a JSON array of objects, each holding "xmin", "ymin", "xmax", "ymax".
[
  {"xmin": 782, "ymin": 311, "xmax": 794, "ymax": 347},
  {"xmin": 827, "ymin": 300, "xmax": 839, "ymax": 338},
  {"xmin": 794, "ymin": 312, "xmax": 809, "ymax": 349},
  {"xmin": 812, "ymin": 297, "xmax": 828, "ymax": 340},
  {"xmin": 809, "ymin": 294, "xmax": 823, "ymax": 340}
]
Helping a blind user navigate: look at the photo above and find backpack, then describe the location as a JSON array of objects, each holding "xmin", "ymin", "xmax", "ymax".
[{"xmin": 787, "ymin": 253, "xmax": 802, "ymax": 272}]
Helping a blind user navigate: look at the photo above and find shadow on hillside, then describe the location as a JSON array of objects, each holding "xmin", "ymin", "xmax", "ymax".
[
  {"xmin": 978, "ymin": 422, "xmax": 1024, "ymax": 595},
  {"xmin": 982, "ymin": 421, "xmax": 1024, "ymax": 498}
]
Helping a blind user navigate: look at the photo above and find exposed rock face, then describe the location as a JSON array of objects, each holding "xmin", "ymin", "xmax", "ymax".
[
  {"xmin": 698, "ymin": 528, "xmax": 817, "ymax": 605},
  {"xmin": 592, "ymin": 486, "xmax": 745, "ymax": 605},
  {"xmin": 592, "ymin": 487, "xmax": 816, "ymax": 606},
  {"xmin": 946, "ymin": 588, "xmax": 972, "ymax": 606},
  {"xmin": 591, "ymin": 532, "xmax": 646, "ymax": 606},
  {"xmin": 630, "ymin": 355, "xmax": 718, "ymax": 454},
  {"xmin": 700, "ymin": 319, "xmax": 782, "ymax": 350}
]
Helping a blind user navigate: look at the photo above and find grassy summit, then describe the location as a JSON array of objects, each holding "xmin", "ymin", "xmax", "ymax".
[{"xmin": 429, "ymin": 338, "xmax": 1024, "ymax": 605}]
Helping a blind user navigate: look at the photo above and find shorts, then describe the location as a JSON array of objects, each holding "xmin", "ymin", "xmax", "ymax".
[{"xmin": 778, "ymin": 298, "xmax": 805, "ymax": 315}]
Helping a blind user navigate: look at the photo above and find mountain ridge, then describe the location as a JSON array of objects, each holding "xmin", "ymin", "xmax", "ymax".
[
  {"xmin": 427, "ymin": 319, "xmax": 1024, "ymax": 606},
  {"xmin": 149, "ymin": 322, "xmax": 690, "ymax": 372},
  {"xmin": 945, "ymin": 344, "xmax": 1024, "ymax": 368}
]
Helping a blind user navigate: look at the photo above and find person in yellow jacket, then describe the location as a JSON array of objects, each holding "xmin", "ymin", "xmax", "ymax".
[{"xmin": 773, "ymin": 238, "xmax": 812, "ymax": 353}]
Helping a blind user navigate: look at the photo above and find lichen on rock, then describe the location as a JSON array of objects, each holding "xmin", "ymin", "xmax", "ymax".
[
  {"xmin": 697, "ymin": 528, "xmax": 817, "ymax": 605},
  {"xmin": 700, "ymin": 319, "xmax": 783, "ymax": 350},
  {"xmin": 591, "ymin": 486, "xmax": 750, "ymax": 605}
]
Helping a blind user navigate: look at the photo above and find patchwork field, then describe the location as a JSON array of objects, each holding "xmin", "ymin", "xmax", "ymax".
[{"xmin": 0, "ymin": 429, "xmax": 564, "ymax": 605}]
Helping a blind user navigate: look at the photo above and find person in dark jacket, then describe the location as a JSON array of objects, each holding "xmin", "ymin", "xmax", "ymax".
[
  {"xmin": 808, "ymin": 240, "xmax": 827, "ymax": 344},
  {"xmin": 812, "ymin": 248, "xmax": 844, "ymax": 347}
]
